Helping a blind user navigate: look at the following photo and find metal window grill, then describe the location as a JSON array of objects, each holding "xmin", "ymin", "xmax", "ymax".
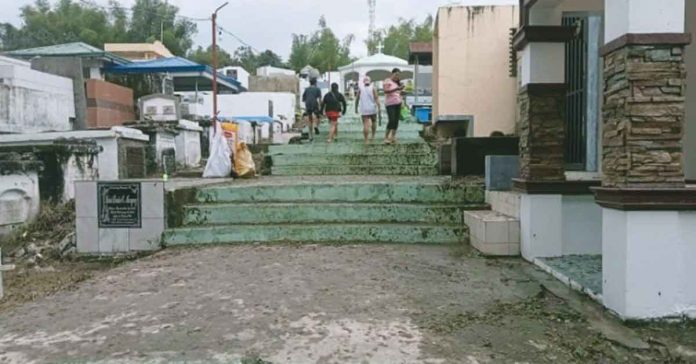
[
  {"xmin": 509, "ymin": 28, "xmax": 518, "ymax": 78},
  {"xmin": 563, "ymin": 16, "xmax": 587, "ymax": 170}
]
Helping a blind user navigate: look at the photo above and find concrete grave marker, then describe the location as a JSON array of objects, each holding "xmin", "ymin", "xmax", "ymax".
[{"xmin": 0, "ymin": 249, "xmax": 16, "ymax": 300}]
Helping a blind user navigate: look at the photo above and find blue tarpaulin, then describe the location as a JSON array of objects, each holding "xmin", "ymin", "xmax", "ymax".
[{"xmin": 103, "ymin": 56, "xmax": 244, "ymax": 93}]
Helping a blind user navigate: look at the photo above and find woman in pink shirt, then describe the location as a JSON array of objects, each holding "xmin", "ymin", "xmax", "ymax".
[{"xmin": 383, "ymin": 68, "xmax": 404, "ymax": 144}]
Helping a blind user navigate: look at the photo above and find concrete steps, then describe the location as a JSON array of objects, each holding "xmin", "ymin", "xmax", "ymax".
[
  {"xmin": 271, "ymin": 153, "xmax": 437, "ymax": 167},
  {"xmin": 272, "ymin": 164, "xmax": 438, "ymax": 176},
  {"xmin": 183, "ymin": 202, "xmax": 476, "ymax": 226},
  {"xmin": 192, "ymin": 181, "xmax": 485, "ymax": 204},
  {"xmin": 164, "ymin": 178, "xmax": 486, "ymax": 246},
  {"xmin": 269, "ymin": 143, "xmax": 433, "ymax": 155},
  {"xmin": 324, "ymin": 131, "xmax": 422, "ymax": 140},
  {"xmin": 268, "ymin": 140, "xmax": 436, "ymax": 176},
  {"xmin": 164, "ymin": 223, "xmax": 468, "ymax": 246}
]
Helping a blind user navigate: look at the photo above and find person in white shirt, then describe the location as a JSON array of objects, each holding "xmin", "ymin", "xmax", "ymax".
[{"xmin": 354, "ymin": 75, "xmax": 381, "ymax": 144}]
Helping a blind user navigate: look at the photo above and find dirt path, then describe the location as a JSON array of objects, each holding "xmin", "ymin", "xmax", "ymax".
[{"xmin": 0, "ymin": 244, "xmax": 693, "ymax": 363}]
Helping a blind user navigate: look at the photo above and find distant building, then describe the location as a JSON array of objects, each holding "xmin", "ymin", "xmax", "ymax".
[
  {"xmin": 256, "ymin": 66, "xmax": 295, "ymax": 77},
  {"xmin": 433, "ymin": 5, "xmax": 519, "ymax": 137},
  {"xmin": 104, "ymin": 41, "xmax": 174, "ymax": 61},
  {"xmin": 219, "ymin": 66, "xmax": 250, "ymax": 90}
]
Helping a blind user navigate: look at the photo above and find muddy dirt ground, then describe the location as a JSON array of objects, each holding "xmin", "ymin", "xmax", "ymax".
[{"xmin": 0, "ymin": 244, "xmax": 695, "ymax": 364}]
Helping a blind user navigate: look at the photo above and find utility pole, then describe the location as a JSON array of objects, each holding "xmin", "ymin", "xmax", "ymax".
[{"xmin": 211, "ymin": 2, "xmax": 229, "ymax": 131}]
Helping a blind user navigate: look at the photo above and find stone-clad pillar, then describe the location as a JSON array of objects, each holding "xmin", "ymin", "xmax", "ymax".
[
  {"xmin": 602, "ymin": 38, "xmax": 689, "ymax": 188},
  {"xmin": 513, "ymin": 26, "xmax": 575, "ymax": 183},
  {"xmin": 517, "ymin": 84, "xmax": 566, "ymax": 181},
  {"xmin": 597, "ymin": 0, "xmax": 696, "ymax": 320}
]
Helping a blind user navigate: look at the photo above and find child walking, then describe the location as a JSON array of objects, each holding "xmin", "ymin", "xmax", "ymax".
[{"xmin": 321, "ymin": 83, "xmax": 347, "ymax": 144}]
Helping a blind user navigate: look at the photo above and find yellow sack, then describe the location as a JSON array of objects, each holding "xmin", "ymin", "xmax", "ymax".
[{"xmin": 234, "ymin": 142, "xmax": 256, "ymax": 178}]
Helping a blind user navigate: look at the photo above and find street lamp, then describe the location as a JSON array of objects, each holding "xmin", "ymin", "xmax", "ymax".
[{"xmin": 211, "ymin": 2, "xmax": 229, "ymax": 131}]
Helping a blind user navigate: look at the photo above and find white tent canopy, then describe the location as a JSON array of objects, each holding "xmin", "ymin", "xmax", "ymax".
[{"xmin": 338, "ymin": 52, "xmax": 414, "ymax": 86}]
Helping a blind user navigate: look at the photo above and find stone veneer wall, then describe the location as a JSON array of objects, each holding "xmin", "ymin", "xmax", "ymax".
[
  {"xmin": 517, "ymin": 85, "xmax": 566, "ymax": 181},
  {"xmin": 602, "ymin": 44, "xmax": 686, "ymax": 188}
]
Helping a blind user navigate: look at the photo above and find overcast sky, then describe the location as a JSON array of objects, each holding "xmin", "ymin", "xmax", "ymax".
[{"xmin": 1, "ymin": 0, "xmax": 516, "ymax": 59}]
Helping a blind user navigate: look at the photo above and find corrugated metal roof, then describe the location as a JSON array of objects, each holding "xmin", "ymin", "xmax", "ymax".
[
  {"xmin": 4, "ymin": 42, "xmax": 129, "ymax": 64},
  {"xmin": 105, "ymin": 56, "xmax": 206, "ymax": 73},
  {"xmin": 104, "ymin": 56, "xmax": 244, "ymax": 93}
]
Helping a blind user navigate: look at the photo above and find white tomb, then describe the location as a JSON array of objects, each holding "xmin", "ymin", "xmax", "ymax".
[{"xmin": 0, "ymin": 56, "xmax": 75, "ymax": 133}]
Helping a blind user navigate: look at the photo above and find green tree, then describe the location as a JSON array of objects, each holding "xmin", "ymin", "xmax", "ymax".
[
  {"xmin": 229, "ymin": 46, "xmax": 285, "ymax": 73},
  {"xmin": 0, "ymin": 0, "xmax": 196, "ymax": 56},
  {"xmin": 366, "ymin": 15, "xmax": 434, "ymax": 59},
  {"xmin": 256, "ymin": 50, "xmax": 284, "ymax": 68},
  {"xmin": 127, "ymin": 0, "xmax": 196, "ymax": 56},
  {"xmin": 287, "ymin": 16, "xmax": 354, "ymax": 73},
  {"xmin": 287, "ymin": 34, "xmax": 313, "ymax": 72},
  {"xmin": 189, "ymin": 45, "xmax": 234, "ymax": 68}
]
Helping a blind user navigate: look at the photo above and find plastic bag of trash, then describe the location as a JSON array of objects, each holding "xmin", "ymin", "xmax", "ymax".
[
  {"xmin": 234, "ymin": 142, "xmax": 256, "ymax": 178},
  {"xmin": 203, "ymin": 123, "xmax": 233, "ymax": 178},
  {"xmin": 400, "ymin": 102, "xmax": 411, "ymax": 121}
]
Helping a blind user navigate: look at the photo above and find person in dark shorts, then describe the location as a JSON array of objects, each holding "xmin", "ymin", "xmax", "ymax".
[
  {"xmin": 383, "ymin": 68, "xmax": 404, "ymax": 144},
  {"xmin": 355, "ymin": 75, "xmax": 381, "ymax": 144},
  {"xmin": 302, "ymin": 78, "xmax": 322, "ymax": 141},
  {"xmin": 321, "ymin": 83, "xmax": 347, "ymax": 144}
]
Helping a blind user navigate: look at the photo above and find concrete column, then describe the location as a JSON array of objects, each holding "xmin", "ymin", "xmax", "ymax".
[
  {"xmin": 605, "ymin": 0, "xmax": 685, "ymax": 44},
  {"xmin": 516, "ymin": 42, "xmax": 567, "ymax": 182},
  {"xmin": 598, "ymin": 0, "xmax": 696, "ymax": 320}
]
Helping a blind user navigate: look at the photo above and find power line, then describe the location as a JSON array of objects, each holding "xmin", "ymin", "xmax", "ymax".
[{"xmin": 216, "ymin": 25, "xmax": 260, "ymax": 53}]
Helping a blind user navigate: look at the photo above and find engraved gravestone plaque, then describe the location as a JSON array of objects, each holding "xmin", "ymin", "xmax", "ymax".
[{"xmin": 98, "ymin": 182, "xmax": 141, "ymax": 228}]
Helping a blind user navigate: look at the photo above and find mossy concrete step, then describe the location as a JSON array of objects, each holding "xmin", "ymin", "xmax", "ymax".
[
  {"xmin": 271, "ymin": 164, "xmax": 438, "ymax": 176},
  {"xmin": 268, "ymin": 143, "xmax": 433, "ymax": 155},
  {"xmin": 271, "ymin": 153, "xmax": 437, "ymax": 167},
  {"xmin": 163, "ymin": 223, "xmax": 468, "ymax": 246},
  {"xmin": 335, "ymin": 123, "xmax": 423, "ymax": 132},
  {"xmin": 329, "ymin": 131, "xmax": 422, "ymax": 140},
  {"xmin": 193, "ymin": 180, "xmax": 485, "ymax": 204},
  {"xmin": 182, "ymin": 202, "xmax": 479, "ymax": 226}
]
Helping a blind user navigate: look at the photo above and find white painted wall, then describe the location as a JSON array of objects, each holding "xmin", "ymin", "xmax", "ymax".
[
  {"xmin": 63, "ymin": 155, "xmax": 99, "ymax": 201},
  {"xmin": 0, "ymin": 172, "xmax": 40, "ymax": 237},
  {"xmin": 520, "ymin": 194, "xmax": 602, "ymax": 260},
  {"xmin": 177, "ymin": 92, "xmax": 296, "ymax": 143},
  {"xmin": 179, "ymin": 92, "xmax": 295, "ymax": 122},
  {"xmin": 602, "ymin": 209, "xmax": 696, "ymax": 319},
  {"xmin": 219, "ymin": 66, "xmax": 250, "ymax": 89},
  {"xmin": 175, "ymin": 120, "xmax": 202, "ymax": 168},
  {"xmin": 257, "ymin": 66, "xmax": 295, "ymax": 77},
  {"xmin": 519, "ymin": 43, "xmax": 565, "ymax": 87},
  {"xmin": 154, "ymin": 131, "xmax": 177, "ymax": 174},
  {"xmin": 561, "ymin": 195, "xmax": 603, "ymax": 255},
  {"xmin": 141, "ymin": 97, "xmax": 178, "ymax": 121},
  {"xmin": 0, "ymin": 56, "xmax": 75, "ymax": 133},
  {"xmin": 605, "ymin": 0, "xmax": 685, "ymax": 43},
  {"xmin": 97, "ymin": 138, "xmax": 119, "ymax": 181}
]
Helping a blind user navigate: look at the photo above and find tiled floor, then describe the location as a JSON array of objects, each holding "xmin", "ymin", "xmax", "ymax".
[{"xmin": 538, "ymin": 255, "xmax": 602, "ymax": 296}]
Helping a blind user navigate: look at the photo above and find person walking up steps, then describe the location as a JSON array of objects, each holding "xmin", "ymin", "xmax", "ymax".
[
  {"xmin": 302, "ymin": 78, "xmax": 322, "ymax": 142},
  {"xmin": 383, "ymin": 68, "xmax": 404, "ymax": 144},
  {"xmin": 321, "ymin": 83, "xmax": 347, "ymax": 144},
  {"xmin": 354, "ymin": 75, "xmax": 381, "ymax": 144}
]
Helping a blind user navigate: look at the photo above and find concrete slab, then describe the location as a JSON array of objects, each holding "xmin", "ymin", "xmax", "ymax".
[{"xmin": 536, "ymin": 255, "xmax": 603, "ymax": 301}]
